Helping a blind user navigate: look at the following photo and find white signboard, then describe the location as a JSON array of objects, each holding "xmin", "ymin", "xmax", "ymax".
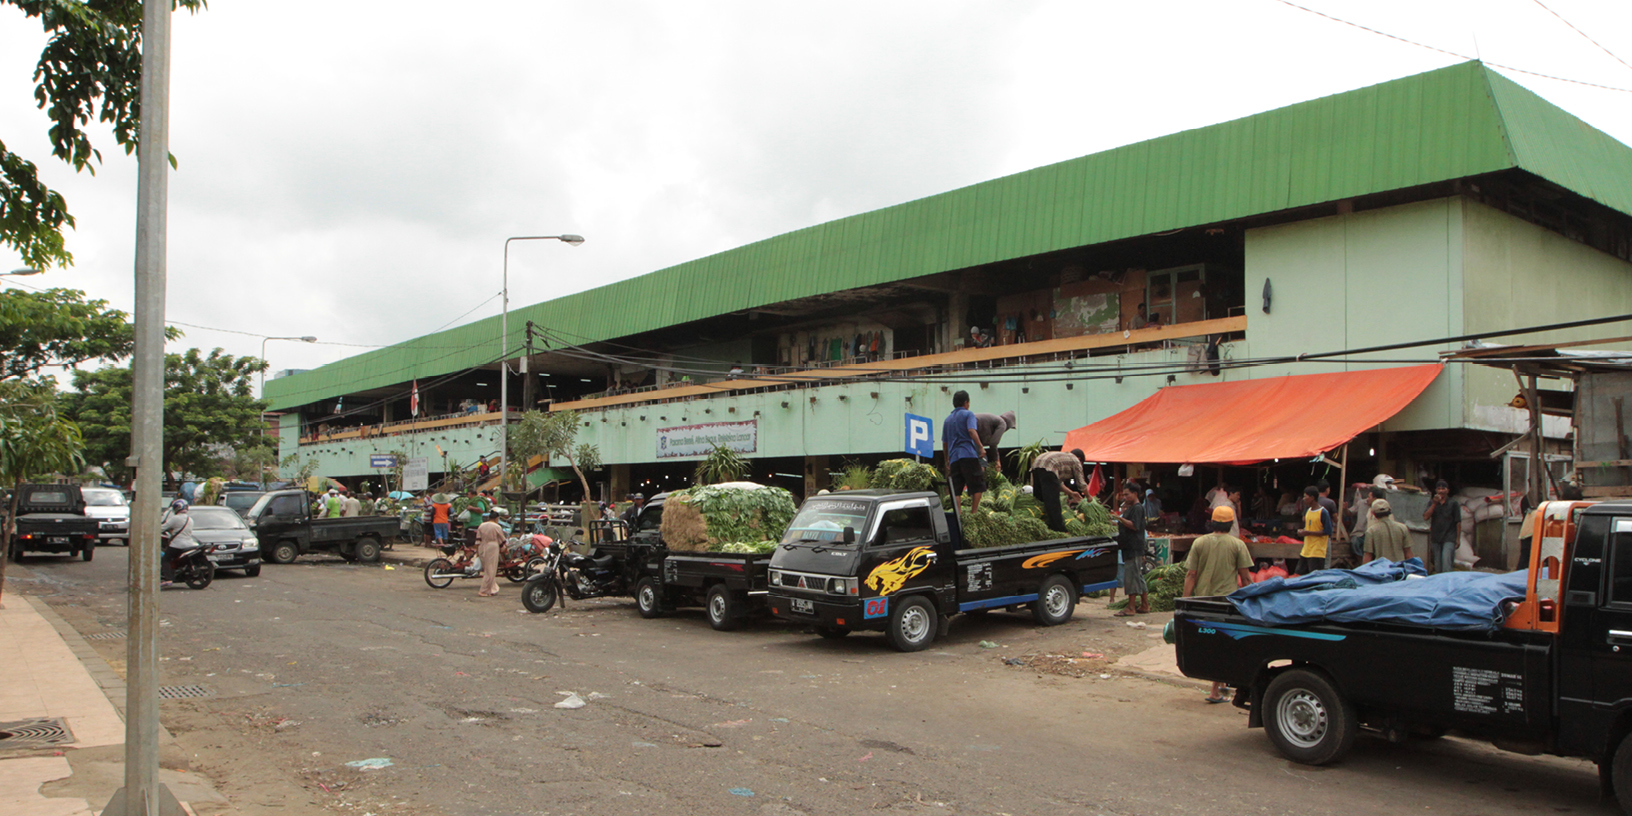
[
  {"xmin": 402, "ymin": 457, "xmax": 429, "ymax": 491},
  {"xmin": 656, "ymin": 420, "xmax": 758, "ymax": 459}
]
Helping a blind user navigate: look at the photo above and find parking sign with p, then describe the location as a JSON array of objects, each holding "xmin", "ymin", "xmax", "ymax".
[{"xmin": 904, "ymin": 412, "xmax": 933, "ymax": 458}]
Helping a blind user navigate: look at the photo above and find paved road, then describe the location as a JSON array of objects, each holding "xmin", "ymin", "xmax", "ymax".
[{"xmin": 7, "ymin": 547, "xmax": 1615, "ymax": 816}]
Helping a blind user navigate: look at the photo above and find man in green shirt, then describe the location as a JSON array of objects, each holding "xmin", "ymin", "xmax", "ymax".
[
  {"xmin": 459, "ymin": 491, "xmax": 490, "ymax": 548},
  {"xmin": 1362, "ymin": 499, "xmax": 1414, "ymax": 564},
  {"xmin": 1182, "ymin": 505, "xmax": 1254, "ymax": 704}
]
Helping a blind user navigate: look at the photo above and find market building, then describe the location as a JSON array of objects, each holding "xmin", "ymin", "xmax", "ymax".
[{"xmin": 265, "ymin": 61, "xmax": 1632, "ymax": 565}]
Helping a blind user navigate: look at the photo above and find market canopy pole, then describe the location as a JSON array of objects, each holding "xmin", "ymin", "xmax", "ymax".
[{"xmin": 105, "ymin": 0, "xmax": 183, "ymax": 813}]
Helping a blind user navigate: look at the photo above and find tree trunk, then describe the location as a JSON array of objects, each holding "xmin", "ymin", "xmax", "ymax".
[{"xmin": 0, "ymin": 480, "xmax": 18, "ymax": 605}]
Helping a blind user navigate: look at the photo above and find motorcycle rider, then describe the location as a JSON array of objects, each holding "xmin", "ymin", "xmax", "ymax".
[{"xmin": 159, "ymin": 498, "xmax": 198, "ymax": 586}]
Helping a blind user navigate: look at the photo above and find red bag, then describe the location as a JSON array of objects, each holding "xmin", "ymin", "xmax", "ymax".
[{"xmin": 1252, "ymin": 565, "xmax": 1289, "ymax": 583}]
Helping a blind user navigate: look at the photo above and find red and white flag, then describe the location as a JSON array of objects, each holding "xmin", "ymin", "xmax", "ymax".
[
  {"xmin": 1086, "ymin": 463, "xmax": 1104, "ymax": 498},
  {"xmin": 410, "ymin": 380, "xmax": 420, "ymax": 417}
]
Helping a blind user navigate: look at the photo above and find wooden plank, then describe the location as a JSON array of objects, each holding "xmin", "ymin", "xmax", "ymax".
[{"xmin": 1584, "ymin": 486, "xmax": 1632, "ymax": 498}]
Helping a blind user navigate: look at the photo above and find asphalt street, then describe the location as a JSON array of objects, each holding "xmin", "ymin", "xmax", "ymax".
[{"xmin": 6, "ymin": 546, "xmax": 1616, "ymax": 816}]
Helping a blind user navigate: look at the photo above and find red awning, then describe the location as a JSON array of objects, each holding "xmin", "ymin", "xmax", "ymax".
[{"xmin": 1061, "ymin": 365, "xmax": 1443, "ymax": 466}]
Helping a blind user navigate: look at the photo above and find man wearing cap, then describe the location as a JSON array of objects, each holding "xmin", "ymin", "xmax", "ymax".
[
  {"xmin": 1347, "ymin": 484, "xmax": 1387, "ymax": 563},
  {"xmin": 323, "ymin": 488, "xmax": 344, "ymax": 519},
  {"xmin": 1183, "ymin": 505, "xmax": 1254, "ymax": 702},
  {"xmin": 620, "ymin": 493, "xmax": 646, "ymax": 529},
  {"xmin": 974, "ymin": 411, "xmax": 1017, "ymax": 466},
  {"xmin": 1029, "ymin": 449, "xmax": 1086, "ymax": 532},
  {"xmin": 968, "ymin": 326, "xmax": 993, "ymax": 349},
  {"xmin": 1363, "ymin": 499, "xmax": 1413, "ymax": 564}
]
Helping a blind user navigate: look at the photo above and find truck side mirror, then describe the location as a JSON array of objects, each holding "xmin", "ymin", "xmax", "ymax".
[{"xmin": 843, "ymin": 526, "xmax": 856, "ymax": 545}]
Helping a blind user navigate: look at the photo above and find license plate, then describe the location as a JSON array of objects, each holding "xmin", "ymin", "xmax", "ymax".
[
  {"xmin": 790, "ymin": 598, "xmax": 814, "ymax": 615},
  {"xmin": 49, "ymin": 536, "xmax": 68, "ymax": 544}
]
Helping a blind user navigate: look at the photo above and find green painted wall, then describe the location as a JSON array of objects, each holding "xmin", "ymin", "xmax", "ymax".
[{"xmin": 1460, "ymin": 199, "xmax": 1632, "ymax": 434}]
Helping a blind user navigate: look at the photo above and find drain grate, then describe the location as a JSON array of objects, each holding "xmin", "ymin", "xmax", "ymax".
[
  {"xmin": 156, "ymin": 685, "xmax": 213, "ymax": 700},
  {"xmin": 0, "ymin": 718, "xmax": 74, "ymax": 748},
  {"xmin": 84, "ymin": 631, "xmax": 127, "ymax": 641}
]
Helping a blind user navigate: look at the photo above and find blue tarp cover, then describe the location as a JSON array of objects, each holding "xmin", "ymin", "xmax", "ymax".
[{"xmin": 1227, "ymin": 559, "xmax": 1531, "ymax": 631}]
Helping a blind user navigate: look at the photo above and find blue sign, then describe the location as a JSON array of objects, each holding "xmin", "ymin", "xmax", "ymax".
[
  {"xmin": 369, "ymin": 454, "xmax": 397, "ymax": 469},
  {"xmin": 863, "ymin": 597, "xmax": 889, "ymax": 619},
  {"xmin": 904, "ymin": 412, "xmax": 933, "ymax": 458}
]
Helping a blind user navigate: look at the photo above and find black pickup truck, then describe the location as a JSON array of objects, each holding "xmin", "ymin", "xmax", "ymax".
[
  {"xmin": 1173, "ymin": 499, "xmax": 1632, "ymax": 812},
  {"xmin": 6, "ymin": 484, "xmax": 100, "ymax": 562},
  {"xmin": 243, "ymin": 489, "xmax": 398, "ymax": 564},
  {"xmin": 596, "ymin": 492, "xmax": 777, "ymax": 631},
  {"xmin": 766, "ymin": 490, "xmax": 1119, "ymax": 651}
]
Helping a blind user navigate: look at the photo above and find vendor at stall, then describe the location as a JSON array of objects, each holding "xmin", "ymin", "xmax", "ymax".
[{"xmin": 1295, "ymin": 485, "xmax": 1334, "ymax": 574}]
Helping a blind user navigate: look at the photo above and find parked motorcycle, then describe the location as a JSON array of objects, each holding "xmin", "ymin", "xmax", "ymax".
[
  {"xmin": 520, "ymin": 540, "xmax": 629, "ymax": 613},
  {"xmin": 165, "ymin": 544, "xmax": 220, "ymax": 590},
  {"xmin": 423, "ymin": 534, "xmax": 548, "ymax": 588}
]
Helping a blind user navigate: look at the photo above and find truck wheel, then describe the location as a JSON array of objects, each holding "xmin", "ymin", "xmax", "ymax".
[
  {"xmin": 635, "ymin": 578, "xmax": 666, "ymax": 619},
  {"xmin": 1263, "ymin": 669, "xmax": 1358, "ymax": 765},
  {"xmin": 243, "ymin": 564, "xmax": 261, "ymax": 578},
  {"xmin": 706, "ymin": 584, "xmax": 743, "ymax": 631},
  {"xmin": 269, "ymin": 541, "xmax": 299, "ymax": 564},
  {"xmin": 887, "ymin": 595, "xmax": 937, "ymax": 652},
  {"xmin": 1612, "ymin": 732, "xmax": 1632, "ymax": 813},
  {"xmin": 815, "ymin": 626, "xmax": 851, "ymax": 639},
  {"xmin": 424, "ymin": 558, "xmax": 456, "ymax": 588},
  {"xmin": 354, "ymin": 536, "xmax": 382, "ymax": 563},
  {"xmin": 522, "ymin": 576, "xmax": 559, "ymax": 614},
  {"xmin": 1032, "ymin": 574, "xmax": 1076, "ymax": 626},
  {"xmin": 9, "ymin": 543, "xmax": 24, "ymax": 563},
  {"xmin": 81, "ymin": 542, "xmax": 95, "ymax": 562}
]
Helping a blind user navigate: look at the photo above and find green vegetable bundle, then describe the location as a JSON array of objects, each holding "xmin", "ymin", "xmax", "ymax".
[
  {"xmin": 872, "ymin": 459, "xmax": 943, "ymax": 492},
  {"xmin": 1108, "ymin": 563, "xmax": 1189, "ymax": 613},
  {"xmin": 660, "ymin": 482, "xmax": 797, "ymax": 553}
]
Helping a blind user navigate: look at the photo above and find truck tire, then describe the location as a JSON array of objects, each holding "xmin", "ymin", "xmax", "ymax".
[
  {"xmin": 522, "ymin": 576, "xmax": 559, "ymax": 614},
  {"xmin": 886, "ymin": 595, "xmax": 938, "ymax": 652},
  {"xmin": 1613, "ymin": 732, "xmax": 1632, "ymax": 813},
  {"xmin": 706, "ymin": 584, "xmax": 743, "ymax": 631},
  {"xmin": 424, "ymin": 558, "xmax": 456, "ymax": 588},
  {"xmin": 635, "ymin": 578, "xmax": 666, "ymax": 619},
  {"xmin": 269, "ymin": 540, "xmax": 299, "ymax": 565},
  {"xmin": 1263, "ymin": 669, "xmax": 1358, "ymax": 765},
  {"xmin": 354, "ymin": 536, "xmax": 382, "ymax": 563},
  {"xmin": 1032, "ymin": 574, "xmax": 1076, "ymax": 626},
  {"xmin": 81, "ymin": 542, "xmax": 95, "ymax": 562},
  {"xmin": 9, "ymin": 542, "xmax": 24, "ymax": 563}
]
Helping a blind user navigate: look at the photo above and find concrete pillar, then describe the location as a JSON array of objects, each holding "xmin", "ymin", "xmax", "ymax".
[
  {"xmin": 803, "ymin": 455, "xmax": 830, "ymax": 500},
  {"xmin": 610, "ymin": 463, "xmax": 631, "ymax": 501}
]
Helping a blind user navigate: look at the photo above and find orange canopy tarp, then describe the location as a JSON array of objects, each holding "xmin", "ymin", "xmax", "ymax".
[{"xmin": 1061, "ymin": 365, "xmax": 1443, "ymax": 466}]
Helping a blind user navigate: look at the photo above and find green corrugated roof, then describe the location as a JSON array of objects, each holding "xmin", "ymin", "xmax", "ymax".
[{"xmin": 265, "ymin": 61, "xmax": 1632, "ymax": 411}]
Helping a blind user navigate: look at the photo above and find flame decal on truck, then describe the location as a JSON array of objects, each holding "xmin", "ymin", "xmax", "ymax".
[
  {"xmin": 865, "ymin": 546, "xmax": 938, "ymax": 596},
  {"xmin": 1021, "ymin": 550, "xmax": 1086, "ymax": 570}
]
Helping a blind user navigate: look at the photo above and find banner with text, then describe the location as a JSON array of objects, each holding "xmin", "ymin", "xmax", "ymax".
[
  {"xmin": 656, "ymin": 420, "xmax": 758, "ymax": 459},
  {"xmin": 402, "ymin": 457, "xmax": 429, "ymax": 491}
]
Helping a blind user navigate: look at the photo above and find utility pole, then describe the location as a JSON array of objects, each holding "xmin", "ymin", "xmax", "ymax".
[
  {"xmin": 106, "ymin": 0, "xmax": 183, "ymax": 813},
  {"xmin": 522, "ymin": 321, "xmax": 536, "ymax": 412}
]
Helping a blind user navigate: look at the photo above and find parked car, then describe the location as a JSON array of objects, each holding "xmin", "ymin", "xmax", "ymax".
[
  {"xmin": 7, "ymin": 484, "xmax": 100, "ymax": 562},
  {"xmin": 184, "ymin": 505, "xmax": 261, "ymax": 577},
  {"xmin": 220, "ymin": 490, "xmax": 264, "ymax": 519},
  {"xmin": 81, "ymin": 487, "xmax": 131, "ymax": 546}
]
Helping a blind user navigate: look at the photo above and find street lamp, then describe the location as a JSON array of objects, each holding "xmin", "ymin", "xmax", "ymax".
[
  {"xmin": 259, "ymin": 335, "xmax": 319, "ymax": 396},
  {"xmin": 500, "ymin": 234, "xmax": 584, "ymax": 491}
]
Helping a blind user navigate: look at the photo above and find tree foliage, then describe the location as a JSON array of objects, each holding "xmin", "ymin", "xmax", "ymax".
[
  {"xmin": 0, "ymin": 378, "xmax": 84, "ymax": 602},
  {"xmin": 2, "ymin": 0, "xmax": 207, "ymax": 269},
  {"xmin": 63, "ymin": 347, "xmax": 268, "ymax": 485},
  {"xmin": 508, "ymin": 409, "xmax": 600, "ymax": 500},
  {"xmin": 0, "ymin": 287, "xmax": 176, "ymax": 380}
]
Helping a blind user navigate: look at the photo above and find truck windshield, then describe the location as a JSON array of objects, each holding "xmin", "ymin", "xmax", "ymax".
[
  {"xmin": 780, "ymin": 499, "xmax": 871, "ymax": 546},
  {"xmin": 246, "ymin": 493, "xmax": 276, "ymax": 519}
]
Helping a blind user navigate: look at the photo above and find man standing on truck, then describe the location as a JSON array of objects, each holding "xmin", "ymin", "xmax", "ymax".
[
  {"xmin": 974, "ymin": 411, "xmax": 1017, "ymax": 467},
  {"xmin": 1110, "ymin": 483, "xmax": 1149, "ymax": 616},
  {"xmin": 1423, "ymin": 480, "xmax": 1462, "ymax": 573},
  {"xmin": 1362, "ymin": 499, "xmax": 1413, "ymax": 564},
  {"xmin": 1182, "ymin": 505, "xmax": 1253, "ymax": 703},
  {"xmin": 942, "ymin": 390, "xmax": 987, "ymax": 513},
  {"xmin": 1029, "ymin": 448, "xmax": 1086, "ymax": 532},
  {"xmin": 1295, "ymin": 486, "xmax": 1333, "ymax": 574}
]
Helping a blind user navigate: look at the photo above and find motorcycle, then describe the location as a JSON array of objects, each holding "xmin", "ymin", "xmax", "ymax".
[
  {"xmin": 165, "ymin": 544, "xmax": 220, "ymax": 590},
  {"xmin": 520, "ymin": 540, "xmax": 629, "ymax": 613},
  {"xmin": 423, "ymin": 533, "xmax": 549, "ymax": 588}
]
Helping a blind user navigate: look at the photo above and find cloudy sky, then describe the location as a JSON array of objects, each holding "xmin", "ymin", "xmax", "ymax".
[{"xmin": 2, "ymin": 0, "xmax": 1630, "ymax": 392}]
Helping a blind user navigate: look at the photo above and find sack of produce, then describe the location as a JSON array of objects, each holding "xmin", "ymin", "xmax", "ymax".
[{"xmin": 660, "ymin": 482, "xmax": 797, "ymax": 553}]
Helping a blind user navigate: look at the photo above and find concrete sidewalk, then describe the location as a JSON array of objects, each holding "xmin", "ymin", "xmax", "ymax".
[{"xmin": 0, "ymin": 591, "xmax": 225, "ymax": 815}]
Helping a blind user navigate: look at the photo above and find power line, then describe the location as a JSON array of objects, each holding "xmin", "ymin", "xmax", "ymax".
[
  {"xmin": 1531, "ymin": 0, "xmax": 1632, "ymax": 75},
  {"xmin": 1273, "ymin": 0, "xmax": 1632, "ymax": 93}
]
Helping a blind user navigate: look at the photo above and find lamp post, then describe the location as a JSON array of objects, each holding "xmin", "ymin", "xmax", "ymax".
[{"xmin": 500, "ymin": 234, "xmax": 584, "ymax": 492}]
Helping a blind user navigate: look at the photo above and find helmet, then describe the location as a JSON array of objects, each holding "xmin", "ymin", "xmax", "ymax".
[{"xmin": 169, "ymin": 498, "xmax": 189, "ymax": 512}]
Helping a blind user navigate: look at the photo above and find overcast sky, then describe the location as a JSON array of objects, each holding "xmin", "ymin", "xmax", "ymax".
[{"xmin": 2, "ymin": 0, "xmax": 1630, "ymax": 392}]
